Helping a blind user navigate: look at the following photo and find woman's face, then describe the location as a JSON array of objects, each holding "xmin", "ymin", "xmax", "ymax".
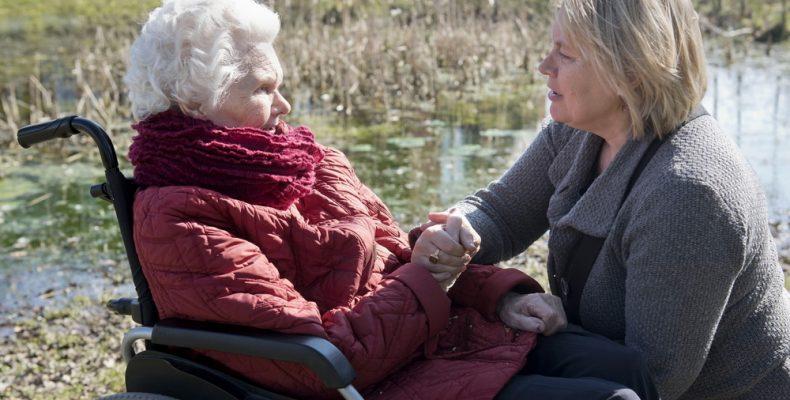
[
  {"xmin": 205, "ymin": 44, "xmax": 291, "ymax": 130},
  {"xmin": 538, "ymin": 20, "xmax": 626, "ymax": 135}
]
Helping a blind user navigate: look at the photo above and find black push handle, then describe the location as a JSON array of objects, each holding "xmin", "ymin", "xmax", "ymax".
[
  {"xmin": 17, "ymin": 116, "xmax": 119, "ymax": 170},
  {"xmin": 17, "ymin": 115, "xmax": 79, "ymax": 148}
]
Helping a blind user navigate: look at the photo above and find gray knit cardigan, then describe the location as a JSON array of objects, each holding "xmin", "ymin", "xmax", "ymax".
[{"xmin": 457, "ymin": 114, "xmax": 790, "ymax": 399}]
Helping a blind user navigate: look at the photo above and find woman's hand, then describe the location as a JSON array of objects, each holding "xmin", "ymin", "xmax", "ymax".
[
  {"xmin": 412, "ymin": 225, "xmax": 470, "ymax": 290},
  {"xmin": 497, "ymin": 292, "xmax": 567, "ymax": 336},
  {"xmin": 412, "ymin": 209, "xmax": 478, "ymax": 290},
  {"xmin": 419, "ymin": 209, "xmax": 481, "ymax": 258}
]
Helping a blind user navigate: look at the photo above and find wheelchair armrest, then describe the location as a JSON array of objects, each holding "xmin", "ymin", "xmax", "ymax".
[{"xmin": 150, "ymin": 319, "xmax": 356, "ymax": 389}]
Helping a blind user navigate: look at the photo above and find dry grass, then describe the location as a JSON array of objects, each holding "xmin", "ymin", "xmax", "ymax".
[
  {"xmin": 0, "ymin": 1, "xmax": 554, "ymax": 147},
  {"xmin": 1, "ymin": 0, "xmax": 785, "ymax": 146}
]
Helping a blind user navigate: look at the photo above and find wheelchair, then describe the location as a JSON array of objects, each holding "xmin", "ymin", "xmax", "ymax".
[{"xmin": 17, "ymin": 116, "xmax": 364, "ymax": 400}]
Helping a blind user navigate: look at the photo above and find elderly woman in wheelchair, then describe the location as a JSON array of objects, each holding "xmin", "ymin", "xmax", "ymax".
[{"xmin": 116, "ymin": 0, "xmax": 553, "ymax": 399}]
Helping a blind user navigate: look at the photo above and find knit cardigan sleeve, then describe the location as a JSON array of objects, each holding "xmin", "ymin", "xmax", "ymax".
[
  {"xmin": 455, "ymin": 123, "xmax": 567, "ymax": 264},
  {"xmin": 621, "ymin": 179, "xmax": 747, "ymax": 400}
]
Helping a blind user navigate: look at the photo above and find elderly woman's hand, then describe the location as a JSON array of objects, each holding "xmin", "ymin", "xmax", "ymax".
[
  {"xmin": 498, "ymin": 292, "xmax": 567, "ymax": 336},
  {"xmin": 412, "ymin": 210, "xmax": 478, "ymax": 290},
  {"xmin": 419, "ymin": 209, "xmax": 481, "ymax": 257}
]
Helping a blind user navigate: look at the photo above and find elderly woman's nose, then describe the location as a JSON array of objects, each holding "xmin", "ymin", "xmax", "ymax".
[{"xmin": 274, "ymin": 92, "xmax": 291, "ymax": 115}]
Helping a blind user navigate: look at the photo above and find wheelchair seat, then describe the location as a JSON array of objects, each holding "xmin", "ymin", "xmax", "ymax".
[{"xmin": 124, "ymin": 350, "xmax": 294, "ymax": 400}]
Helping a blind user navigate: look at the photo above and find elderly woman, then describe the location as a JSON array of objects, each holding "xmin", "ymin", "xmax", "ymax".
[
  {"xmin": 122, "ymin": 1, "xmax": 564, "ymax": 399},
  {"xmin": 415, "ymin": 1, "xmax": 790, "ymax": 399}
]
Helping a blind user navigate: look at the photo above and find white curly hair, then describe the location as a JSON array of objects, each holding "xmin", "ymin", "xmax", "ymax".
[{"xmin": 124, "ymin": 0, "xmax": 280, "ymax": 120}]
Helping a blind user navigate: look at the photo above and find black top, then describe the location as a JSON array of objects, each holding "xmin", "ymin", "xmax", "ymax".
[
  {"xmin": 557, "ymin": 103, "xmax": 710, "ymax": 324},
  {"xmin": 561, "ymin": 136, "xmax": 666, "ymax": 325}
]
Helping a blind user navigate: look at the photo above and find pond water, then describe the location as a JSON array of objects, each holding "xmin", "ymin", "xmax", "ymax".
[
  {"xmin": 326, "ymin": 45, "xmax": 790, "ymax": 227},
  {"xmin": 1, "ymin": 45, "xmax": 788, "ymax": 319},
  {"xmin": 703, "ymin": 47, "xmax": 790, "ymax": 223}
]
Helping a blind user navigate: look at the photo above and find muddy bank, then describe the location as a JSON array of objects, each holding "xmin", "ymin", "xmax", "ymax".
[{"xmin": 0, "ymin": 255, "xmax": 135, "ymax": 398}]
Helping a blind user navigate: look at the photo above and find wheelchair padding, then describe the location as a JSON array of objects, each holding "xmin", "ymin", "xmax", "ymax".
[
  {"xmin": 151, "ymin": 319, "xmax": 356, "ymax": 389},
  {"xmin": 127, "ymin": 350, "xmax": 295, "ymax": 400}
]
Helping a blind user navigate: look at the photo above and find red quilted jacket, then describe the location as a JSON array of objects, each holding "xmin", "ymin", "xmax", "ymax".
[{"xmin": 133, "ymin": 146, "xmax": 544, "ymax": 399}]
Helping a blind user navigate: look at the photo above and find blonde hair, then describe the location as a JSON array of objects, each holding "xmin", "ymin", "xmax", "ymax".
[
  {"xmin": 556, "ymin": 0, "xmax": 707, "ymax": 139},
  {"xmin": 124, "ymin": 0, "xmax": 280, "ymax": 120}
]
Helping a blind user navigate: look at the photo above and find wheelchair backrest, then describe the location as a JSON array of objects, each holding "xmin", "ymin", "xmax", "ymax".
[
  {"xmin": 104, "ymin": 168, "xmax": 159, "ymax": 326},
  {"xmin": 18, "ymin": 116, "xmax": 160, "ymax": 326}
]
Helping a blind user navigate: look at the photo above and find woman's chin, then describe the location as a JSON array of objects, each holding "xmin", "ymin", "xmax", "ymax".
[{"xmin": 548, "ymin": 106, "xmax": 568, "ymax": 124}]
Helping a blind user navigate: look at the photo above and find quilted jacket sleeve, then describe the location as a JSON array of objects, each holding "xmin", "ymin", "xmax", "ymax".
[
  {"xmin": 448, "ymin": 264, "xmax": 545, "ymax": 320},
  {"xmin": 408, "ymin": 227, "xmax": 545, "ymax": 320},
  {"xmin": 134, "ymin": 187, "xmax": 451, "ymax": 398}
]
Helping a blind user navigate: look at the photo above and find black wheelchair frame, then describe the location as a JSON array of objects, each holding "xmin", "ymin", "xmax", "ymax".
[{"xmin": 17, "ymin": 116, "xmax": 364, "ymax": 400}]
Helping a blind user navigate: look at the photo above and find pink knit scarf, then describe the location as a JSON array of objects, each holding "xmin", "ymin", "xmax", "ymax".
[{"xmin": 128, "ymin": 109, "xmax": 325, "ymax": 210}]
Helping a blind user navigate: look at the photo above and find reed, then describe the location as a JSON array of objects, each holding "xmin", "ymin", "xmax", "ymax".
[
  {"xmin": 0, "ymin": 1, "xmax": 554, "ymax": 147},
  {"xmin": 0, "ymin": 0, "xmax": 785, "ymax": 147}
]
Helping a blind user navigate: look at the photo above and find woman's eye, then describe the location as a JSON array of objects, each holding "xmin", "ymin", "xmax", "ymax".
[
  {"xmin": 257, "ymin": 86, "xmax": 273, "ymax": 94},
  {"xmin": 559, "ymin": 52, "xmax": 573, "ymax": 61}
]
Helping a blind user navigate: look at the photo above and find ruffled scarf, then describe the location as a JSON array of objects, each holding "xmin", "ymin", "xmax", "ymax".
[{"xmin": 128, "ymin": 109, "xmax": 325, "ymax": 210}]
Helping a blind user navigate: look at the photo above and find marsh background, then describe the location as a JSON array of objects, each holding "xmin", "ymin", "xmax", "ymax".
[{"xmin": 0, "ymin": 0, "xmax": 788, "ymax": 398}]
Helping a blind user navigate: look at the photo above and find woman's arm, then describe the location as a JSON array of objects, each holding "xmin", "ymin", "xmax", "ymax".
[
  {"xmin": 454, "ymin": 123, "xmax": 566, "ymax": 264},
  {"xmin": 622, "ymin": 180, "xmax": 746, "ymax": 400}
]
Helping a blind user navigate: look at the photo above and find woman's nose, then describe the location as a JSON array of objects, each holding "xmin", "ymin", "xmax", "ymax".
[
  {"xmin": 273, "ymin": 91, "xmax": 291, "ymax": 116},
  {"xmin": 538, "ymin": 54, "xmax": 555, "ymax": 77}
]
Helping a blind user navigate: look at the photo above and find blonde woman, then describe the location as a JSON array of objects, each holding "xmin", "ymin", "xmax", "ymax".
[{"xmin": 414, "ymin": 1, "xmax": 790, "ymax": 399}]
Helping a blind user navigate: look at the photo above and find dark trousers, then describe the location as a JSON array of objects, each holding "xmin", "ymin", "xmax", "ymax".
[{"xmin": 496, "ymin": 325, "xmax": 660, "ymax": 400}]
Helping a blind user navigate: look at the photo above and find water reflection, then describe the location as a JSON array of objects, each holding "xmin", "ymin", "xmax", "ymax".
[
  {"xmin": 329, "ymin": 49, "xmax": 789, "ymax": 230},
  {"xmin": 703, "ymin": 48, "xmax": 789, "ymax": 223},
  {"xmin": 325, "ymin": 120, "xmax": 540, "ymax": 228}
]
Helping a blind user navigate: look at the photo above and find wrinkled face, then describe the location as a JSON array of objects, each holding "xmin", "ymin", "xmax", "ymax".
[
  {"xmin": 204, "ymin": 44, "xmax": 291, "ymax": 130},
  {"xmin": 538, "ymin": 19, "xmax": 625, "ymax": 134}
]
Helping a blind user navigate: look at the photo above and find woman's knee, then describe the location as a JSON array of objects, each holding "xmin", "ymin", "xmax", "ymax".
[
  {"xmin": 620, "ymin": 346, "xmax": 650, "ymax": 371},
  {"xmin": 605, "ymin": 388, "xmax": 642, "ymax": 400},
  {"xmin": 600, "ymin": 346, "xmax": 659, "ymax": 400},
  {"xmin": 597, "ymin": 345, "xmax": 651, "ymax": 381},
  {"xmin": 496, "ymin": 375, "xmax": 645, "ymax": 400}
]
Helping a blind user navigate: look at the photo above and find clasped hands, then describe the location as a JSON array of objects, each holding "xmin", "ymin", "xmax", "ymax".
[
  {"xmin": 411, "ymin": 209, "xmax": 480, "ymax": 289},
  {"xmin": 412, "ymin": 209, "xmax": 566, "ymax": 336}
]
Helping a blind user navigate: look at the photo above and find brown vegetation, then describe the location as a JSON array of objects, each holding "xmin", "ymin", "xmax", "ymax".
[{"xmin": 0, "ymin": 1, "xmax": 555, "ymax": 146}]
